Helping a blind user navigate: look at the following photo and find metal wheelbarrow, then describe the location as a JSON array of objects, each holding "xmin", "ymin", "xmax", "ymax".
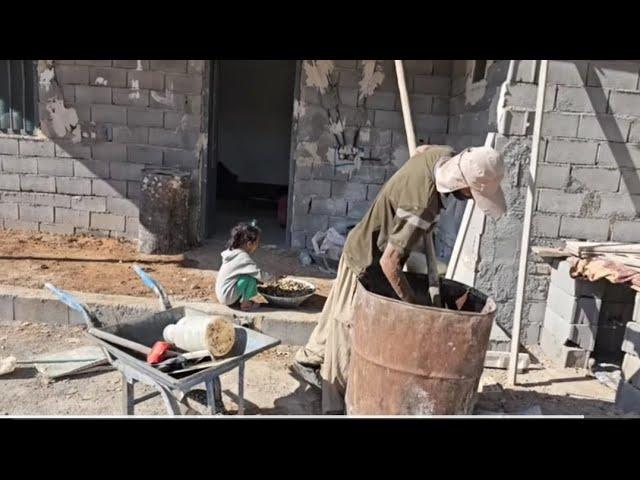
[{"xmin": 45, "ymin": 265, "xmax": 280, "ymax": 416}]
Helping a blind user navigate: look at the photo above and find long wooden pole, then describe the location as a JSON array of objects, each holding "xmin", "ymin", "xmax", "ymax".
[
  {"xmin": 508, "ymin": 60, "xmax": 549, "ymax": 385},
  {"xmin": 395, "ymin": 60, "xmax": 439, "ymax": 304}
]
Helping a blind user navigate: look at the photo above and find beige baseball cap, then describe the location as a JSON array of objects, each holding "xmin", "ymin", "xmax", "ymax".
[{"xmin": 435, "ymin": 146, "xmax": 506, "ymax": 218}]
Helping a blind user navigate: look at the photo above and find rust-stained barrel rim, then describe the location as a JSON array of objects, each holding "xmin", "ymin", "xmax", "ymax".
[{"xmin": 356, "ymin": 281, "xmax": 497, "ymax": 317}]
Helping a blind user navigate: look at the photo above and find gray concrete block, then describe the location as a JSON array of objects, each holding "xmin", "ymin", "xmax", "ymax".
[
  {"xmin": 127, "ymin": 70, "xmax": 165, "ymax": 91},
  {"xmin": 14, "ymin": 297, "xmax": 69, "ymax": 325},
  {"xmin": 310, "ymin": 198, "xmax": 347, "ymax": 216},
  {"xmin": 556, "ymin": 86, "xmax": 609, "ymax": 113},
  {"xmin": 587, "ymin": 61, "xmax": 639, "ymax": 90},
  {"xmin": 109, "ymin": 162, "xmax": 144, "ymax": 181},
  {"xmin": 351, "ymin": 165, "xmax": 386, "ymax": 184},
  {"xmin": 75, "ymin": 60, "xmax": 112, "ymax": 67},
  {"xmin": 0, "ymin": 294, "xmax": 14, "ymax": 321},
  {"xmin": 75, "ymin": 85, "xmax": 111, "ymax": 104},
  {"xmin": 399, "ymin": 94, "xmax": 431, "ymax": 114},
  {"xmin": 622, "ymin": 322, "xmax": 640, "ymax": 357},
  {"xmin": 541, "ymin": 112, "xmax": 580, "ymax": 138},
  {"xmin": 150, "ymin": 60, "xmax": 187, "ymax": 74},
  {"xmin": 107, "ymin": 197, "xmax": 138, "ymax": 216},
  {"xmin": 113, "ymin": 88, "xmax": 150, "ymax": 107},
  {"xmin": 127, "ymin": 182, "xmax": 141, "ymax": 199},
  {"xmin": 19, "ymin": 205, "xmax": 53, "ymax": 223},
  {"xmin": 0, "ymin": 138, "xmax": 19, "ymax": 155},
  {"xmin": 537, "ymin": 164, "xmax": 570, "ymax": 189},
  {"xmin": 296, "ymin": 180, "xmax": 331, "ymax": 198},
  {"xmin": 539, "ymin": 327, "xmax": 590, "ymax": 369},
  {"xmin": 113, "ymin": 60, "xmax": 148, "ymax": 69},
  {"xmin": 432, "ymin": 97, "xmax": 449, "ymax": 115},
  {"xmin": 54, "ymin": 142, "xmax": 92, "ymax": 160},
  {"xmin": 74, "ymin": 159, "xmax": 109, "ymax": 179},
  {"xmin": 127, "ymin": 145, "xmax": 163, "ymax": 165},
  {"xmin": 310, "ymin": 164, "xmax": 334, "ymax": 180},
  {"xmin": 609, "ymin": 90, "xmax": 640, "ymax": 118},
  {"xmin": 40, "ymin": 223, "xmax": 75, "ymax": 235},
  {"xmin": 148, "ymin": 128, "xmax": 198, "ymax": 149},
  {"xmin": 622, "ymin": 353, "xmax": 640, "ymax": 388},
  {"xmin": 499, "ymin": 111, "xmax": 533, "ymax": 136},
  {"xmin": 92, "ymin": 179, "xmax": 126, "ymax": 197},
  {"xmin": 571, "ymin": 167, "xmax": 620, "ymax": 192},
  {"xmin": 56, "ymin": 177, "xmax": 91, "ymax": 195},
  {"xmin": 55, "ymin": 65, "xmax": 89, "ymax": 85},
  {"xmin": 21, "ymin": 175, "xmax": 56, "ymax": 193},
  {"xmin": 2, "ymin": 156, "xmax": 37, "ymax": 174},
  {"xmin": 4, "ymin": 219, "xmax": 38, "ymax": 231},
  {"xmin": 532, "ymin": 214, "xmax": 560, "ymax": 238},
  {"xmin": 166, "ymin": 74, "xmax": 202, "ymax": 95},
  {"xmin": 559, "ymin": 216, "xmax": 610, "ymax": 241},
  {"xmin": 164, "ymin": 151, "xmax": 197, "ymax": 171},
  {"xmin": 550, "ymin": 260, "xmax": 606, "ymax": 298},
  {"xmin": 547, "ymin": 60, "xmax": 588, "ymax": 86},
  {"xmin": 367, "ymin": 184, "xmax": 382, "ymax": 201},
  {"xmin": 55, "ymin": 207, "xmax": 89, "ymax": 227},
  {"xmin": 112, "ymin": 126, "xmax": 149, "ymax": 144},
  {"xmin": 32, "ymin": 193, "xmax": 71, "ymax": 208},
  {"xmin": 374, "ymin": 110, "xmax": 404, "ymax": 129},
  {"xmin": 128, "ymin": 108, "xmax": 164, "ymax": 128},
  {"xmin": 294, "ymin": 166, "xmax": 312, "ymax": 181},
  {"xmin": 125, "ymin": 216, "xmax": 139, "ymax": 235},
  {"xmin": 92, "ymin": 143, "xmax": 127, "ymax": 163},
  {"xmin": 543, "ymin": 307, "xmax": 597, "ymax": 350},
  {"xmin": 366, "ymin": 91, "xmax": 395, "ymax": 110},
  {"xmin": 347, "ymin": 200, "xmax": 371, "ymax": 219},
  {"xmin": 19, "ymin": 140, "xmax": 55, "ymax": 157},
  {"xmin": 545, "ymin": 139, "xmax": 597, "ymax": 165},
  {"xmin": 578, "ymin": 115, "xmax": 631, "ymax": 142},
  {"xmin": 331, "ymin": 182, "xmax": 366, "ymax": 201},
  {"xmin": 91, "ymin": 104, "xmax": 127, "ymax": 124},
  {"xmin": 90, "ymin": 212, "xmax": 125, "ymax": 231},
  {"xmin": 149, "ymin": 91, "xmax": 185, "ymax": 110},
  {"xmin": 293, "ymin": 214, "xmax": 328, "ymax": 235},
  {"xmin": 37, "ymin": 158, "xmax": 74, "ymax": 177},
  {"xmin": 71, "ymin": 196, "xmax": 106, "ymax": 212},
  {"xmin": 615, "ymin": 380, "xmax": 640, "ymax": 413},
  {"xmin": 505, "ymin": 83, "xmax": 538, "ymax": 110},
  {"xmin": 0, "ymin": 203, "xmax": 18, "ymax": 219},
  {"xmin": 537, "ymin": 189, "xmax": 585, "ymax": 214},
  {"xmin": 413, "ymin": 75, "xmax": 450, "ymax": 96},
  {"xmin": 89, "ymin": 67, "xmax": 127, "ymax": 88},
  {"xmin": 414, "ymin": 114, "xmax": 448, "ymax": 133},
  {"xmin": 546, "ymin": 283, "xmax": 602, "ymax": 325},
  {"xmin": 596, "ymin": 192, "xmax": 640, "ymax": 218},
  {"xmin": 257, "ymin": 318, "xmax": 316, "ymax": 347},
  {"xmin": 0, "ymin": 174, "xmax": 20, "ymax": 191}
]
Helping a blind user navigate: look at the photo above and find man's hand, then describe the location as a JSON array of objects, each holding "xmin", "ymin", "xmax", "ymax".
[{"xmin": 379, "ymin": 243, "xmax": 417, "ymax": 304}]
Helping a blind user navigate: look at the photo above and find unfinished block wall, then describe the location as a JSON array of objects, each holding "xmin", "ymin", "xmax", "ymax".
[
  {"xmin": 290, "ymin": 60, "xmax": 452, "ymax": 249},
  {"xmin": 0, "ymin": 60, "xmax": 208, "ymax": 240}
]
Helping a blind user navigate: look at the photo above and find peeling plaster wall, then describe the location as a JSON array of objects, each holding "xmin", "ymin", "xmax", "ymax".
[
  {"xmin": 0, "ymin": 60, "xmax": 208, "ymax": 242},
  {"xmin": 290, "ymin": 59, "xmax": 452, "ymax": 250}
]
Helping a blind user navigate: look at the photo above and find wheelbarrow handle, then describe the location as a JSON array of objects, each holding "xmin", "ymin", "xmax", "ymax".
[
  {"xmin": 44, "ymin": 283, "xmax": 99, "ymax": 328},
  {"xmin": 132, "ymin": 265, "xmax": 172, "ymax": 311}
]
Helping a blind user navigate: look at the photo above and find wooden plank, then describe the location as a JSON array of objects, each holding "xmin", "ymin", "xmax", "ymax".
[{"xmin": 531, "ymin": 246, "xmax": 569, "ymax": 258}]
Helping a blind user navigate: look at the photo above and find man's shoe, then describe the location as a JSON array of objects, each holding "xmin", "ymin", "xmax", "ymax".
[{"xmin": 290, "ymin": 361, "xmax": 322, "ymax": 390}]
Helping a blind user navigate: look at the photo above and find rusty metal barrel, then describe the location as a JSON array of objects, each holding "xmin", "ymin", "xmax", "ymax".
[{"xmin": 345, "ymin": 276, "xmax": 496, "ymax": 415}]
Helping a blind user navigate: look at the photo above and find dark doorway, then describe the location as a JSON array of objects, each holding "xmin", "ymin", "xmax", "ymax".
[{"xmin": 206, "ymin": 60, "xmax": 297, "ymax": 246}]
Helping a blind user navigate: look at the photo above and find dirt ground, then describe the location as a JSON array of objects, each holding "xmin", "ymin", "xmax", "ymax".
[
  {"xmin": 0, "ymin": 322, "xmax": 632, "ymax": 417},
  {"xmin": 0, "ymin": 230, "xmax": 333, "ymax": 307}
]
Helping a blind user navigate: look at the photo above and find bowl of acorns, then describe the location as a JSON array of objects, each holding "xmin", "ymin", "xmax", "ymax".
[{"xmin": 258, "ymin": 277, "xmax": 316, "ymax": 308}]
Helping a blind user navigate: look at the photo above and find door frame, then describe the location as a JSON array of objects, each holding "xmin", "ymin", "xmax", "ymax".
[{"xmin": 203, "ymin": 60, "xmax": 301, "ymax": 246}]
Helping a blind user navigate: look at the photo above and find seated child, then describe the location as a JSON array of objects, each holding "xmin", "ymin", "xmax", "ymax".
[{"xmin": 215, "ymin": 221, "xmax": 274, "ymax": 311}]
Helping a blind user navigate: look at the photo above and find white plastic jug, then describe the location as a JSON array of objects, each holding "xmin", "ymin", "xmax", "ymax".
[{"xmin": 163, "ymin": 314, "xmax": 235, "ymax": 357}]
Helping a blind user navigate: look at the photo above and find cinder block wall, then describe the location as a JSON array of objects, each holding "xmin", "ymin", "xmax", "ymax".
[
  {"xmin": 0, "ymin": 60, "xmax": 208, "ymax": 240},
  {"xmin": 290, "ymin": 60, "xmax": 452, "ymax": 249}
]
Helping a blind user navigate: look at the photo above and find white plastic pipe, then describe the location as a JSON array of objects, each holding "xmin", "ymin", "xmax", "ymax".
[{"xmin": 508, "ymin": 60, "xmax": 549, "ymax": 385}]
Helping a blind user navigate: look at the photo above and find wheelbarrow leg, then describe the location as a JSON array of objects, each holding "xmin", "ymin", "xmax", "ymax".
[
  {"xmin": 158, "ymin": 386, "xmax": 182, "ymax": 416},
  {"xmin": 238, "ymin": 361, "xmax": 245, "ymax": 415},
  {"xmin": 205, "ymin": 377, "xmax": 223, "ymax": 415},
  {"xmin": 122, "ymin": 374, "xmax": 134, "ymax": 415}
]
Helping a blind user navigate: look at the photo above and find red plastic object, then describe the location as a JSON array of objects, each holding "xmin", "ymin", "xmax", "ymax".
[{"xmin": 147, "ymin": 341, "xmax": 172, "ymax": 364}]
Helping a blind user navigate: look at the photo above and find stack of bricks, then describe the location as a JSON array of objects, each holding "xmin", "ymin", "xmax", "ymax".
[
  {"xmin": 290, "ymin": 60, "xmax": 451, "ymax": 250},
  {"xmin": 0, "ymin": 60, "xmax": 205, "ymax": 239},
  {"xmin": 539, "ymin": 260, "xmax": 603, "ymax": 368},
  {"xmin": 615, "ymin": 293, "xmax": 640, "ymax": 413}
]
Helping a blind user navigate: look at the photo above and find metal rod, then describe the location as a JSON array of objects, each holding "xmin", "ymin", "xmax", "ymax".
[
  {"xmin": 7, "ymin": 60, "xmax": 12, "ymax": 131},
  {"xmin": 238, "ymin": 361, "xmax": 245, "ymax": 415},
  {"xmin": 508, "ymin": 60, "xmax": 549, "ymax": 386},
  {"xmin": 20, "ymin": 60, "xmax": 26, "ymax": 134}
]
